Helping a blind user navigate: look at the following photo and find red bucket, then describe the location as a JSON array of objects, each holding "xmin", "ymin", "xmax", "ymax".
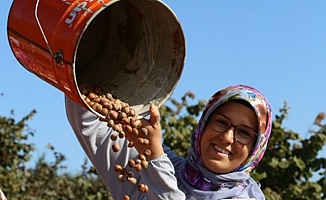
[{"xmin": 7, "ymin": 0, "xmax": 186, "ymax": 117}]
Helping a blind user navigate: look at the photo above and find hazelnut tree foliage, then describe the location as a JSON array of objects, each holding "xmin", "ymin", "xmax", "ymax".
[
  {"xmin": 0, "ymin": 93, "xmax": 325, "ymax": 200},
  {"xmin": 0, "ymin": 109, "xmax": 111, "ymax": 200}
]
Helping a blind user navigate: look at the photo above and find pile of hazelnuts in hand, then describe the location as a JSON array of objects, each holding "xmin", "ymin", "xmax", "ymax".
[{"xmin": 79, "ymin": 84, "xmax": 151, "ymax": 197}]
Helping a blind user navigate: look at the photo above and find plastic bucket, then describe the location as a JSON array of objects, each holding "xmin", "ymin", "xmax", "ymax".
[{"xmin": 7, "ymin": 0, "xmax": 186, "ymax": 117}]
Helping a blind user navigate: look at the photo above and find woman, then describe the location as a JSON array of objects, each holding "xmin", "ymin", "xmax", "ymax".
[
  {"xmin": 65, "ymin": 84, "xmax": 272, "ymax": 199},
  {"xmin": 167, "ymin": 85, "xmax": 272, "ymax": 199}
]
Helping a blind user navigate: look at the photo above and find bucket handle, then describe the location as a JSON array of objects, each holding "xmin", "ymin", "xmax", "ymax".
[{"xmin": 35, "ymin": 0, "xmax": 64, "ymax": 64}]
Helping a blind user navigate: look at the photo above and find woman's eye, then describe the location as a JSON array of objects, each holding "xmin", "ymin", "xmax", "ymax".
[
  {"xmin": 215, "ymin": 119, "xmax": 229, "ymax": 126},
  {"xmin": 237, "ymin": 128, "xmax": 252, "ymax": 137}
]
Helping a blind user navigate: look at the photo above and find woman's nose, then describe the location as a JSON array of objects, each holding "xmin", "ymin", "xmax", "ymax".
[{"xmin": 220, "ymin": 128, "xmax": 235, "ymax": 143}]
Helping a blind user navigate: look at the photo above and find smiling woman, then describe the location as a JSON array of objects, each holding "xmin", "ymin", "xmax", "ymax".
[
  {"xmin": 65, "ymin": 84, "xmax": 272, "ymax": 200},
  {"xmin": 200, "ymin": 101, "xmax": 258, "ymax": 174},
  {"xmin": 169, "ymin": 84, "xmax": 273, "ymax": 199}
]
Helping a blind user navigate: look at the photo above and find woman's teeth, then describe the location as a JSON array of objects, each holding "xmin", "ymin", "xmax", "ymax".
[{"xmin": 214, "ymin": 145, "xmax": 230, "ymax": 155}]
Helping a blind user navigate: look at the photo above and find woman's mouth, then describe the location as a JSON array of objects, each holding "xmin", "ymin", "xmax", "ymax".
[{"xmin": 213, "ymin": 144, "xmax": 231, "ymax": 155}]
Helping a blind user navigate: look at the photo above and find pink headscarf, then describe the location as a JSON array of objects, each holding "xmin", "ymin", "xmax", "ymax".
[
  {"xmin": 193, "ymin": 84, "xmax": 272, "ymax": 172},
  {"xmin": 178, "ymin": 85, "xmax": 272, "ymax": 199}
]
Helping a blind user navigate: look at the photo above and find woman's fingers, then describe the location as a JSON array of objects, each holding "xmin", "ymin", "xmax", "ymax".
[{"xmin": 149, "ymin": 104, "xmax": 160, "ymax": 129}]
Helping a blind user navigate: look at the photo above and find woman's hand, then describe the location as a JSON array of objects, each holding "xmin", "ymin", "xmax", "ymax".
[{"xmin": 124, "ymin": 104, "xmax": 164, "ymax": 161}]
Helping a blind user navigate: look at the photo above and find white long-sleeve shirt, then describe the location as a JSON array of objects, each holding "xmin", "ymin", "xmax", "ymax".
[{"xmin": 65, "ymin": 96, "xmax": 186, "ymax": 200}]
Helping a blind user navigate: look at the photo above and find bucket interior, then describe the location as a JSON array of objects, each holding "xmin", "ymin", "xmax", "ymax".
[{"xmin": 74, "ymin": 0, "xmax": 185, "ymax": 117}]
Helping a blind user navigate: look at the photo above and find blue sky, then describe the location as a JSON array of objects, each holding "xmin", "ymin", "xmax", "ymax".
[{"xmin": 1, "ymin": 0, "xmax": 326, "ymax": 173}]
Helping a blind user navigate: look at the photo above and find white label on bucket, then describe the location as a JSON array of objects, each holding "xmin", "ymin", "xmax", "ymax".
[{"xmin": 65, "ymin": 1, "xmax": 92, "ymax": 25}]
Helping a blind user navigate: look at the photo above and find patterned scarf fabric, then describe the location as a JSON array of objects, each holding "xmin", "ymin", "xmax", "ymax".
[{"xmin": 178, "ymin": 85, "xmax": 272, "ymax": 199}]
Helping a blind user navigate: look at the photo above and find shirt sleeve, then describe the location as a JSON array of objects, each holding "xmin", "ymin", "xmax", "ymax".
[
  {"xmin": 64, "ymin": 95, "xmax": 185, "ymax": 200},
  {"xmin": 140, "ymin": 154, "xmax": 186, "ymax": 199},
  {"xmin": 163, "ymin": 144, "xmax": 185, "ymax": 172}
]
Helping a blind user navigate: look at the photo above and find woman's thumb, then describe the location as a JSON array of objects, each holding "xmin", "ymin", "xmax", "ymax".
[{"xmin": 149, "ymin": 104, "xmax": 160, "ymax": 128}]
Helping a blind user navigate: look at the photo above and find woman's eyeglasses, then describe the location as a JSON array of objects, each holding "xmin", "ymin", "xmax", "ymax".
[{"xmin": 209, "ymin": 114, "xmax": 257, "ymax": 145}]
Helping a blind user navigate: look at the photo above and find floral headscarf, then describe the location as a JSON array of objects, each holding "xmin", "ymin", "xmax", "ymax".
[
  {"xmin": 194, "ymin": 84, "xmax": 272, "ymax": 172},
  {"xmin": 178, "ymin": 85, "xmax": 272, "ymax": 199}
]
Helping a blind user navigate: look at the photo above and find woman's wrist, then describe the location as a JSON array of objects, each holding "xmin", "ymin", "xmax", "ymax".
[{"xmin": 143, "ymin": 143, "xmax": 164, "ymax": 161}]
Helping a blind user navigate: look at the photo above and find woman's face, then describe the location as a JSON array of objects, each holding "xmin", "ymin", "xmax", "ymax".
[{"xmin": 200, "ymin": 101, "xmax": 258, "ymax": 173}]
